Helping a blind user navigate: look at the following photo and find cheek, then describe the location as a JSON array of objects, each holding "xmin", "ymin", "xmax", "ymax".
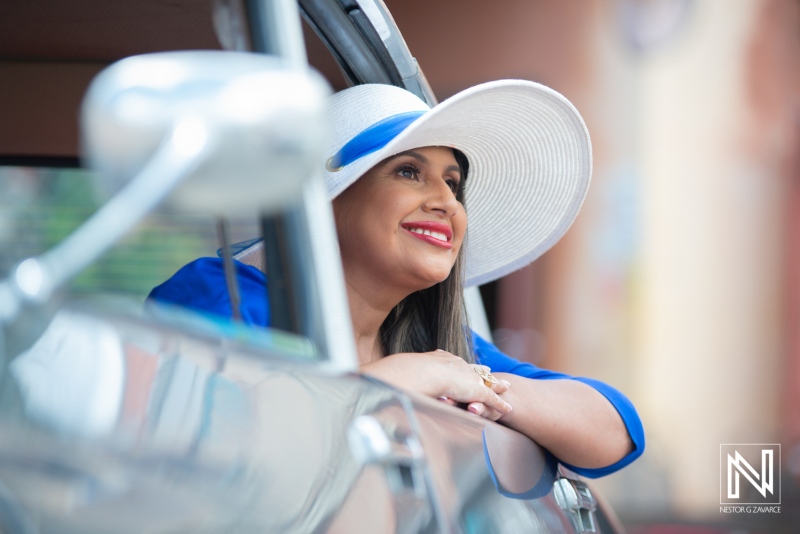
[
  {"xmin": 453, "ymin": 208, "xmax": 468, "ymax": 249},
  {"xmin": 333, "ymin": 202, "xmax": 368, "ymax": 256},
  {"xmin": 331, "ymin": 202, "xmax": 351, "ymax": 244},
  {"xmin": 334, "ymin": 200, "xmax": 389, "ymax": 255}
]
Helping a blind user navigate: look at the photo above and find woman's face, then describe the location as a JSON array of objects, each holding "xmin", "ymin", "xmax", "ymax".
[{"xmin": 333, "ymin": 146, "xmax": 467, "ymax": 293}]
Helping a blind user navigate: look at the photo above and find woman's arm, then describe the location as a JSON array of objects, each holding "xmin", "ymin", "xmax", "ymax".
[
  {"xmin": 360, "ymin": 349, "xmax": 634, "ymax": 470},
  {"xmin": 491, "ymin": 374, "xmax": 633, "ymax": 469},
  {"xmin": 472, "ymin": 332, "xmax": 644, "ymax": 477}
]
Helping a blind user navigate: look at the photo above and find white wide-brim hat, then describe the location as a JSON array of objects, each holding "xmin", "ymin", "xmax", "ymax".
[{"xmin": 323, "ymin": 81, "xmax": 592, "ymax": 287}]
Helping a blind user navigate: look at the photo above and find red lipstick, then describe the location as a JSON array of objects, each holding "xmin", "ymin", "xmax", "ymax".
[{"xmin": 401, "ymin": 221, "xmax": 453, "ymax": 249}]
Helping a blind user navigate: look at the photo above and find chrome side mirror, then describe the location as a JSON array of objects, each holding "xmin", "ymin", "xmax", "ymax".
[{"xmin": 82, "ymin": 50, "xmax": 330, "ymax": 216}]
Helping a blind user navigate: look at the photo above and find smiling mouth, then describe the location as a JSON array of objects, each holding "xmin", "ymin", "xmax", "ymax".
[
  {"xmin": 408, "ymin": 227, "xmax": 449, "ymax": 241},
  {"xmin": 401, "ymin": 222, "xmax": 453, "ymax": 249}
]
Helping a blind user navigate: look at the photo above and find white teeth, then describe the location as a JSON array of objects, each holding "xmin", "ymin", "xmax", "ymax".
[{"xmin": 408, "ymin": 227, "xmax": 448, "ymax": 241}]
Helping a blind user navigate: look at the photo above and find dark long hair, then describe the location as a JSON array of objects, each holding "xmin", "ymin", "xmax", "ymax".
[{"xmin": 379, "ymin": 149, "xmax": 474, "ymax": 363}]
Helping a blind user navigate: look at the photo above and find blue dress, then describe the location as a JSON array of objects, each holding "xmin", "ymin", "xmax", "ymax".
[{"xmin": 148, "ymin": 257, "xmax": 645, "ymax": 478}]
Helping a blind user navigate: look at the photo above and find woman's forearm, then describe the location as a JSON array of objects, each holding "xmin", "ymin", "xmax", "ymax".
[{"xmin": 494, "ymin": 373, "xmax": 633, "ymax": 469}]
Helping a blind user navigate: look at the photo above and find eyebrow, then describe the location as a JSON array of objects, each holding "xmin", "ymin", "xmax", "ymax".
[{"xmin": 391, "ymin": 150, "xmax": 462, "ymax": 176}]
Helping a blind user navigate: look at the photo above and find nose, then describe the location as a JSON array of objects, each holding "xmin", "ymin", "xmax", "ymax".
[{"xmin": 422, "ymin": 175, "xmax": 460, "ymax": 219}]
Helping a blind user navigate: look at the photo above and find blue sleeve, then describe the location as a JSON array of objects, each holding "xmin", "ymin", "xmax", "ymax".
[
  {"xmin": 147, "ymin": 258, "xmax": 270, "ymax": 327},
  {"xmin": 473, "ymin": 332, "xmax": 645, "ymax": 478}
]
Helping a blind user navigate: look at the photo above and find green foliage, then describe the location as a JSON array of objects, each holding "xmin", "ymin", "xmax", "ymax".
[{"xmin": 1, "ymin": 167, "xmax": 247, "ymax": 300}]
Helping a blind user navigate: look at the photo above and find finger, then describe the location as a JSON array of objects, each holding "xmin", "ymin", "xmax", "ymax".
[
  {"xmin": 468, "ymin": 403, "xmax": 503, "ymax": 422},
  {"xmin": 472, "ymin": 365, "xmax": 507, "ymax": 392},
  {"xmin": 467, "ymin": 402, "xmax": 486, "ymax": 417},
  {"xmin": 472, "ymin": 365, "xmax": 510, "ymax": 394},
  {"xmin": 490, "ymin": 379, "xmax": 511, "ymax": 394},
  {"xmin": 437, "ymin": 396, "xmax": 458, "ymax": 406},
  {"xmin": 483, "ymin": 407, "xmax": 504, "ymax": 421},
  {"xmin": 477, "ymin": 389, "xmax": 513, "ymax": 415}
]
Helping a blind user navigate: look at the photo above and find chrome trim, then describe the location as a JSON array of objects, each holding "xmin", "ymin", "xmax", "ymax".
[{"xmin": 354, "ymin": 0, "xmax": 438, "ymax": 105}]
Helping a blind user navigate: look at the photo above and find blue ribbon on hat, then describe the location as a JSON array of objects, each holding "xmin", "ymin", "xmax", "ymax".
[{"xmin": 326, "ymin": 110, "xmax": 426, "ymax": 171}]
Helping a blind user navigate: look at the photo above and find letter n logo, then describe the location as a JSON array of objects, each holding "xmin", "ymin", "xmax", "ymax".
[{"xmin": 720, "ymin": 444, "xmax": 780, "ymax": 505}]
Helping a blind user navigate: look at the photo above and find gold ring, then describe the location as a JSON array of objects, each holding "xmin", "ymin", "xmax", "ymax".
[{"xmin": 473, "ymin": 365, "xmax": 498, "ymax": 387}]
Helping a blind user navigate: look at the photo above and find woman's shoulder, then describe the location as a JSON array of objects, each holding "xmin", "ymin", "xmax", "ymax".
[{"xmin": 148, "ymin": 257, "xmax": 269, "ymax": 326}]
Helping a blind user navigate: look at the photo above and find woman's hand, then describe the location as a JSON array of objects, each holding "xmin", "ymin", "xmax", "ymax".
[{"xmin": 359, "ymin": 350, "xmax": 512, "ymax": 419}]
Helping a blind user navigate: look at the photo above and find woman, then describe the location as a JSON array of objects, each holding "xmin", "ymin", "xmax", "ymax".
[{"xmin": 149, "ymin": 81, "xmax": 644, "ymax": 477}]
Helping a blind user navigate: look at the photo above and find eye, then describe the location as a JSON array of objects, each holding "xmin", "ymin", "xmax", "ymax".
[
  {"xmin": 397, "ymin": 164, "xmax": 421, "ymax": 180},
  {"xmin": 446, "ymin": 178, "xmax": 459, "ymax": 194}
]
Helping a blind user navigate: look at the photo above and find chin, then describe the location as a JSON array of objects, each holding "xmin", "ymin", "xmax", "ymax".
[
  {"xmin": 395, "ymin": 259, "xmax": 456, "ymax": 292},
  {"xmin": 413, "ymin": 270, "xmax": 452, "ymax": 290}
]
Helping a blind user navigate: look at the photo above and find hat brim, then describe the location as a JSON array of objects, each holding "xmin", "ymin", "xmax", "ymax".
[{"xmin": 326, "ymin": 80, "xmax": 592, "ymax": 287}]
